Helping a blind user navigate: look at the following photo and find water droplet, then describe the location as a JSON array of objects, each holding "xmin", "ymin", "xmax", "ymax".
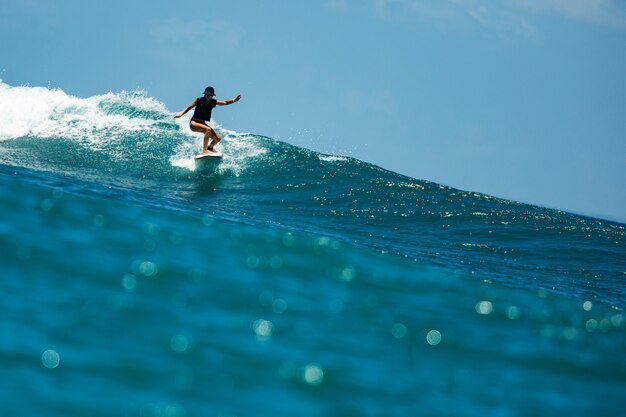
[
  {"xmin": 611, "ymin": 314, "xmax": 623, "ymax": 327},
  {"xmin": 582, "ymin": 301, "xmax": 593, "ymax": 311},
  {"xmin": 282, "ymin": 233, "xmax": 295, "ymax": 247},
  {"xmin": 269, "ymin": 255, "xmax": 283, "ymax": 269},
  {"xmin": 139, "ymin": 261, "xmax": 158, "ymax": 277},
  {"xmin": 585, "ymin": 318, "xmax": 598, "ymax": 332},
  {"xmin": 506, "ymin": 305, "xmax": 520, "ymax": 320},
  {"xmin": 426, "ymin": 330, "xmax": 442, "ymax": 346},
  {"xmin": 392, "ymin": 323, "xmax": 407, "ymax": 339},
  {"xmin": 170, "ymin": 335, "xmax": 191, "ymax": 353},
  {"xmin": 599, "ymin": 317, "xmax": 611, "ymax": 331},
  {"xmin": 561, "ymin": 327, "xmax": 579, "ymax": 341},
  {"xmin": 253, "ymin": 319, "xmax": 274, "ymax": 340},
  {"xmin": 303, "ymin": 364, "xmax": 324, "ymax": 386},
  {"xmin": 340, "ymin": 266, "xmax": 356, "ymax": 282},
  {"xmin": 272, "ymin": 299, "xmax": 287, "ymax": 314},
  {"xmin": 121, "ymin": 274, "xmax": 137, "ymax": 292},
  {"xmin": 476, "ymin": 301, "xmax": 493, "ymax": 315},
  {"xmin": 315, "ymin": 237, "xmax": 331, "ymax": 247},
  {"xmin": 42, "ymin": 349, "xmax": 60, "ymax": 368}
]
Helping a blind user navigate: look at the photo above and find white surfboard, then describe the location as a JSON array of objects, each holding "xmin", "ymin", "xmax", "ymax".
[{"xmin": 194, "ymin": 151, "xmax": 223, "ymax": 171}]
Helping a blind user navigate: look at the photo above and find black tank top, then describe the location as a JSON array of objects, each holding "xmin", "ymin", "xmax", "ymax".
[{"xmin": 191, "ymin": 96, "xmax": 217, "ymax": 121}]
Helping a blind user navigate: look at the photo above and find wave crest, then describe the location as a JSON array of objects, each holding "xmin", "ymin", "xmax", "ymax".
[
  {"xmin": 0, "ymin": 82, "xmax": 273, "ymax": 175},
  {"xmin": 0, "ymin": 81, "xmax": 172, "ymax": 141}
]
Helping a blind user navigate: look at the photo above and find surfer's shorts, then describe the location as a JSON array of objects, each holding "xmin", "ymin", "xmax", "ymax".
[{"xmin": 191, "ymin": 118, "xmax": 209, "ymax": 126}]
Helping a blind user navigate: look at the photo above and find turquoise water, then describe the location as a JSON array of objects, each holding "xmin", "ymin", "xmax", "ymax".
[{"xmin": 1, "ymin": 83, "xmax": 625, "ymax": 416}]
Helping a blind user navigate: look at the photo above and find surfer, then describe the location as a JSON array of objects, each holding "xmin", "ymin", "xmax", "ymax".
[{"xmin": 174, "ymin": 86, "xmax": 241, "ymax": 154}]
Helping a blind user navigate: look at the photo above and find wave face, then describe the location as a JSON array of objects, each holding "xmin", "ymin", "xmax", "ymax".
[{"xmin": 1, "ymin": 83, "xmax": 625, "ymax": 416}]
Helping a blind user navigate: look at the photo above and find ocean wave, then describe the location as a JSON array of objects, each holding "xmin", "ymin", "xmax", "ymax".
[{"xmin": 1, "ymin": 81, "xmax": 624, "ymax": 308}]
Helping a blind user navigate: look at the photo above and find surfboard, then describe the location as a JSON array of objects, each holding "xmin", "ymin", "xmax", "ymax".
[{"xmin": 194, "ymin": 151, "xmax": 223, "ymax": 171}]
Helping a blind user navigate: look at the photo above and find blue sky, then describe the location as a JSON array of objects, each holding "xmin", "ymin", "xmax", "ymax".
[{"xmin": 1, "ymin": 0, "xmax": 625, "ymax": 221}]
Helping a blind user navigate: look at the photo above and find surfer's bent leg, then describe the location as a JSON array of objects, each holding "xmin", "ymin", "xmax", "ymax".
[
  {"xmin": 208, "ymin": 130, "xmax": 221, "ymax": 151},
  {"xmin": 190, "ymin": 120, "xmax": 215, "ymax": 153}
]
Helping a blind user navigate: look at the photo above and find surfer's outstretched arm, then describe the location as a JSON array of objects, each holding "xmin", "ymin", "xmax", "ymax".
[
  {"xmin": 174, "ymin": 100, "xmax": 198, "ymax": 118},
  {"xmin": 216, "ymin": 95, "xmax": 241, "ymax": 106}
]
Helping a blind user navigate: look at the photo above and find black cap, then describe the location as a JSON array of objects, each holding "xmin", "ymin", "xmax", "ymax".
[{"xmin": 202, "ymin": 86, "xmax": 215, "ymax": 96}]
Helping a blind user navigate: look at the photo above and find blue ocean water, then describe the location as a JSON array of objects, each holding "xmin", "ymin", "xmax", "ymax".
[{"xmin": 1, "ymin": 82, "xmax": 625, "ymax": 416}]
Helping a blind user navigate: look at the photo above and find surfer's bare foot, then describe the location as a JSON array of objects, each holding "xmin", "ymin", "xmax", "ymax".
[{"xmin": 202, "ymin": 149, "xmax": 216, "ymax": 155}]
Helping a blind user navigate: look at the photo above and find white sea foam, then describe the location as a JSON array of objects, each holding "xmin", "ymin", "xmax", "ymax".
[
  {"xmin": 385, "ymin": 181, "xmax": 424, "ymax": 190},
  {"xmin": 1, "ymin": 81, "xmax": 265, "ymax": 173},
  {"xmin": 0, "ymin": 81, "xmax": 170, "ymax": 144},
  {"xmin": 169, "ymin": 120, "xmax": 267, "ymax": 174},
  {"xmin": 318, "ymin": 154, "xmax": 348, "ymax": 163}
]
